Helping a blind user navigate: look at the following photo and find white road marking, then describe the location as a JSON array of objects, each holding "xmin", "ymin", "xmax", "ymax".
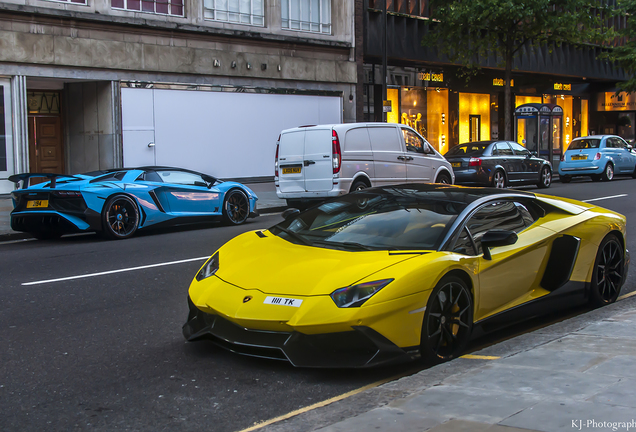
[
  {"xmin": 582, "ymin": 194, "xmax": 628, "ymax": 203},
  {"xmin": 22, "ymin": 256, "xmax": 209, "ymax": 286}
]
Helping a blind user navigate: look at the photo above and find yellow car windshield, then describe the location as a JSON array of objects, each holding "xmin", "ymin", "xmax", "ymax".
[{"xmin": 272, "ymin": 190, "xmax": 466, "ymax": 251}]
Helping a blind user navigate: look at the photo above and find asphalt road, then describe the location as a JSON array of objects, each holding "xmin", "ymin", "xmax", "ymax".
[{"xmin": 1, "ymin": 177, "xmax": 635, "ymax": 432}]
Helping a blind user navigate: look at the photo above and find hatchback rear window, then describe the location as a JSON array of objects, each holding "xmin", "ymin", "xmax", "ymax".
[
  {"xmin": 445, "ymin": 144, "xmax": 489, "ymax": 157},
  {"xmin": 569, "ymin": 139, "xmax": 600, "ymax": 150}
]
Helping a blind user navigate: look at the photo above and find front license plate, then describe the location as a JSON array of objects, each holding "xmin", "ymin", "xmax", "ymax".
[
  {"xmin": 452, "ymin": 162, "xmax": 461, "ymax": 168},
  {"xmin": 264, "ymin": 296, "xmax": 303, "ymax": 307},
  {"xmin": 571, "ymin": 154, "xmax": 587, "ymax": 160},
  {"xmin": 282, "ymin": 167, "xmax": 302, "ymax": 174},
  {"xmin": 27, "ymin": 200, "xmax": 49, "ymax": 208}
]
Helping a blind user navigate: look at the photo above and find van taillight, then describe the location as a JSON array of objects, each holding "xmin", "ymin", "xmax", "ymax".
[
  {"xmin": 468, "ymin": 157, "xmax": 482, "ymax": 167},
  {"xmin": 275, "ymin": 138, "xmax": 280, "ymax": 177},
  {"xmin": 594, "ymin": 152, "xmax": 601, "ymax": 160},
  {"xmin": 332, "ymin": 130, "xmax": 342, "ymax": 174}
]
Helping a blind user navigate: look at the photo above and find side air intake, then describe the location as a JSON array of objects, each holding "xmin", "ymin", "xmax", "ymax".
[{"xmin": 541, "ymin": 235, "xmax": 580, "ymax": 292}]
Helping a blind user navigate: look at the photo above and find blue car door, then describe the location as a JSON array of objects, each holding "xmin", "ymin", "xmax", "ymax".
[
  {"xmin": 615, "ymin": 137, "xmax": 636, "ymax": 172},
  {"xmin": 155, "ymin": 170, "xmax": 221, "ymax": 215}
]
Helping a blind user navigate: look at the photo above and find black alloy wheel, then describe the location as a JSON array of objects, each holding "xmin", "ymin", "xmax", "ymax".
[
  {"xmin": 421, "ymin": 275, "xmax": 473, "ymax": 363},
  {"xmin": 537, "ymin": 166, "xmax": 552, "ymax": 189},
  {"xmin": 436, "ymin": 172, "xmax": 452, "ymax": 184},
  {"xmin": 350, "ymin": 180, "xmax": 368, "ymax": 193},
  {"xmin": 223, "ymin": 189, "xmax": 250, "ymax": 225},
  {"xmin": 560, "ymin": 175, "xmax": 572, "ymax": 183},
  {"xmin": 601, "ymin": 163, "xmax": 614, "ymax": 181},
  {"xmin": 102, "ymin": 195, "xmax": 139, "ymax": 240},
  {"xmin": 589, "ymin": 234, "xmax": 624, "ymax": 307},
  {"xmin": 492, "ymin": 170, "xmax": 506, "ymax": 188}
]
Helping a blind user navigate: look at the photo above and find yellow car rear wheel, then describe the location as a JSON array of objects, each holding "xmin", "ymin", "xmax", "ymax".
[
  {"xmin": 589, "ymin": 234, "xmax": 624, "ymax": 307},
  {"xmin": 420, "ymin": 275, "xmax": 473, "ymax": 363}
]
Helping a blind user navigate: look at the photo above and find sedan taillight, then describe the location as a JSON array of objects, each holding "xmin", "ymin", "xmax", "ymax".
[
  {"xmin": 594, "ymin": 152, "xmax": 602, "ymax": 160},
  {"xmin": 468, "ymin": 158, "xmax": 482, "ymax": 167}
]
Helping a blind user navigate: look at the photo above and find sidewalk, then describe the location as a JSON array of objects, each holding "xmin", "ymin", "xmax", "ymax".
[
  {"xmin": 0, "ymin": 182, "xmax": 287, "ymax": 241},
  {"xmin": 260, "ymin": 294, "xmax": 636, "ymax": 432}
]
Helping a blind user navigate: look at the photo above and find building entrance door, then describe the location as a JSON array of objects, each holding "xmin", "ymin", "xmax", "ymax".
[
  {"xmin": 470, "ymin": 115, "xmax": 481, "ymax": 142},
  {"xmin": 28, "ymin": 116, "xmax": 64, "ymax": 174},
  {"xmin": 27, "ymin": 91, "xmax": 64, "ymax": 175}
]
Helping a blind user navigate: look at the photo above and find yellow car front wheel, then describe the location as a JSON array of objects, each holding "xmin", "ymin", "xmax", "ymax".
[
  {"xmin": 420, "ymin": 275, "xmax": 473, "ymax": 363},
  {"xmin": 589, "ymin": 234, "xmax": 624, "ymax": 307}
]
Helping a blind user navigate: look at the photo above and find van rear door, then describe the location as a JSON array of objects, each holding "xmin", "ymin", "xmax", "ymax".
[
  {"xmin": 303, "ymin": 128, "xmax": 333, "ymax": 192},
  {"xmin": 278, "ymin": 130, "xmax": 305, "ymax": 193},
  {"xmin": 278, "ymin": 127, "xmax": 333, "ymax": 193}
]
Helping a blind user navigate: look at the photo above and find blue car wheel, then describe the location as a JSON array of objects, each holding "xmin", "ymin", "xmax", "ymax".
[
  {"xmin": 102, "ymin": 194, "xmax": 140, "ymax": 240},
  {"xmin": 223, "ymin": 189, "xmax": 250, "ymax": 225}
]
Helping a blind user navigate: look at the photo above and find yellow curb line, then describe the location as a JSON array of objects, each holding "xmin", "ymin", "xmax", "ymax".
[
  {"xmin": 236, "ymin": 376, "xmax": 397, "ymax": 432},
  {"xmin": 618, "ymin": 291, "xmax": 636, "ymax": 301},
  {"xmin": 460, "ymin": 354, "xmax": 501, "ymax": 360}
]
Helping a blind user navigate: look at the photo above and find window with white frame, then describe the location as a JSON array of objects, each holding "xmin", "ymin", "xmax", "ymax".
[
  {"xmin": 111, "ymin": 0, "xmax": 184, "ymax": 16},
  {"xmin": 281, "ymin": 0, "xmax": 331, "ymax": 34},
  {"xmin": 204, "ymin": 0, "xmax": 264, "ymax": 26},
  {"xmin": 45, "ymin": 0, "xmax": 87, "ymax": 3}
]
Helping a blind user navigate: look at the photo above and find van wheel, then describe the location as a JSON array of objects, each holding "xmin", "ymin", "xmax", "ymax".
[
  {"xmin": 435, "ymin": 172, "xmax": 452, "ymax": 184},
  {"xmin": 350, "ymin": 180, "xmax": 368, "ymax": 193}
]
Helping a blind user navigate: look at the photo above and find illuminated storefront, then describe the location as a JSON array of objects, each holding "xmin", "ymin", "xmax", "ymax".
[{"xmin": 594, "ymin": 91, "xmax": 636, "ymax": 142}]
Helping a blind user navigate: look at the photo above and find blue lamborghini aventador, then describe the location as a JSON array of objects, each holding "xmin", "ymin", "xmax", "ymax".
[{"xmin": 9, "ymin": 167, "xmax": 258, "ymax": 240}]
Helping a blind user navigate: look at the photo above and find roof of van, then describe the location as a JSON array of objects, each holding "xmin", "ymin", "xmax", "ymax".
[{"xmin": 280, "ymin": 122, "xmax": 402, "ymax": 134}]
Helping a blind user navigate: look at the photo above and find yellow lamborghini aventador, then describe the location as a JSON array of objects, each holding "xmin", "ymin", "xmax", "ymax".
[{"xmin": 183, "ymin": 184, "xmax": 628, "ymax": 368}]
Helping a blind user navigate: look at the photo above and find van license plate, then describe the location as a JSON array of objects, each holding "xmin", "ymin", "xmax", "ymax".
[
  {"xmin": 282, "ymin": 167, "xmax": 302, "ymax": 174},
  {"xmin": 571, "ymin": 154, "xmax": 587, "ymax": 160},
  {"xmin": 27, "ymin": 200, "xmax": 48, "ymax": 208}
]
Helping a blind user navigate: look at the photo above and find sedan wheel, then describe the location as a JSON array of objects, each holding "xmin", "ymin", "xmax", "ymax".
[
  {"xmin": 223, "ymin": 189, "xmax": 250, "ymax": 225},
  {"xmin": 537, "ymin": 166, "xmax": 552, "ymax": 189},
  {"xmin": 421, "ymin": 276, "xmax": 473, "ymax": 363},
  {"xmin": 492, "ymin": 170, "xmax": 506, "ymax": 188},
  {"xmin": 601, "ymin": 163, "xmax": 614, "ymax": 181},
  {"xmin": 589, "ymin": 234, "xmax": 624, "ymax": 307},
  {"xmin": 102, "ymin": 195, "xmax": 139, "ymax": 240}
]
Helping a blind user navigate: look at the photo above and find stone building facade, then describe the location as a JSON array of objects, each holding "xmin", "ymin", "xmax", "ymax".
[{"xmin": 0, "ymin": 0, "xmax": 357, "ymax": 192}]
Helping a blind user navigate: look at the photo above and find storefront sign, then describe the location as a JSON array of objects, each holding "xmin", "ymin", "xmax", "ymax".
[
  {"xmin": 553, "ymin": 83, "xmax": 572, "ymax": 91},
  {"xmin": 597, "ymin": 91, "xmax": 636, "ymax": 111},
  {"xmin": 493, "ymin": 78, "xmax": 514, "ymax": 87},
  {"xmin": 418, "ymin": 72, "xmax": 444, "ymax": 83}
]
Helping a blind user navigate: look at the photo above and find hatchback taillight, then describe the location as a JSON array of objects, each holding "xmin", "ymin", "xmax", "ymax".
[
  {"xmin": 594, "ymin": 152, "xmax": 602, "ymax": 160},
  {"xmin": 560, "ymin": 153, "xmax": 565, "ymax": 162},
  {"xmin": 468, "ymin": 158, "xmax": 482, "ymax": 167},
  {"xmin": 332, "ymin": 130, "xmax": 342, "ymax": 174},
  {"xmin": 275, "ymin": 136, "xmax": 280, "ymax": 177}
]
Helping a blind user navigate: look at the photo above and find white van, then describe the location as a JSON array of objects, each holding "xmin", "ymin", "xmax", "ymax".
[{"xmin": 275, "ymin": 122, "xmax": 454, "ymax": 206}]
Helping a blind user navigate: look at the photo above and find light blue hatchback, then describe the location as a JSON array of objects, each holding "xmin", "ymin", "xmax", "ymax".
[{"xmin": 558, "ymin": 135, "xmax": 636, "ymax": 183}]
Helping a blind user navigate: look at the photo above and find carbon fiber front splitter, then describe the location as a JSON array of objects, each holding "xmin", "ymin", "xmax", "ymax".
[{"xmin": 182, "ymin": 296, "xmax": 417, "ymax": 368}]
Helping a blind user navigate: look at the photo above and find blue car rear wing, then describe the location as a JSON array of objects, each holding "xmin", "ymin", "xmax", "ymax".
[{"xmin": 8, "ymin": 173, "xmax": 82, "ymax": 189}]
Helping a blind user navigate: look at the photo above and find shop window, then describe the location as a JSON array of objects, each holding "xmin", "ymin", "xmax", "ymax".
[
  {"xmin": 111, "ymin": 0, "xmax": 184, "ymax": 16},
  {"xmin": 399, "ymin": 87, "xmax": 426, "ymax": 137},
  {"xmin": 282, "ymin": 0, "xmax": 331, "ymax": 34},
  {"xmin": 386, "ymin": 88, "xmax": 400, "ymax": 124},
  {"xmin": 427, "ymin": 88, "xmax": 449, "ymax": 153},
  {"xmin": 581, "ymin": 100, "xmax": 589, "ymax": 137},
  {"xmin": 515, "ymin": 96, "xmax": 541, "ymax": 106},
  {"xmin": 204, "ymin": 0, "xmax": 264, "ymax": 26},
  {"xmin": 459, "ymin": 93, "xmax": 490, "ymax": 145}
]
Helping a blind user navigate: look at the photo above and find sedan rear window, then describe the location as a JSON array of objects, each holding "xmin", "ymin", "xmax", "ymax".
[
  {"xmin": 569, "ymin": 139, "xmax": 600, "ymax": 150},
  {"xmin": 445, "ymin": 143, "xmax": 489, "ymax": 157}
]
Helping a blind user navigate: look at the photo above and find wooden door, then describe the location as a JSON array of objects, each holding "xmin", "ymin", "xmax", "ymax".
[{"xmin": 29, "ymin": 116, "xmax": 64, "ymax": 174}]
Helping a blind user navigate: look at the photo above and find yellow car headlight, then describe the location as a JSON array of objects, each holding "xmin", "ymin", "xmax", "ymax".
[
  {"xmin": 196, "ymin": 252, "xmax": 219, "ymax": 281},
  {"xmin": 330, "ymin": 279, "xmax": 394, "ymax": 308}
]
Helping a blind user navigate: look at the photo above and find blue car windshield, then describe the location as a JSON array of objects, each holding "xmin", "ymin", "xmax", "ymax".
[
  {"xmin": 569, "ymin": 139, "xmax": 600, "ymax": 150},
  {"xmin": 271, "ymin": 190, "xmax": 466, "ymax": 251}
]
